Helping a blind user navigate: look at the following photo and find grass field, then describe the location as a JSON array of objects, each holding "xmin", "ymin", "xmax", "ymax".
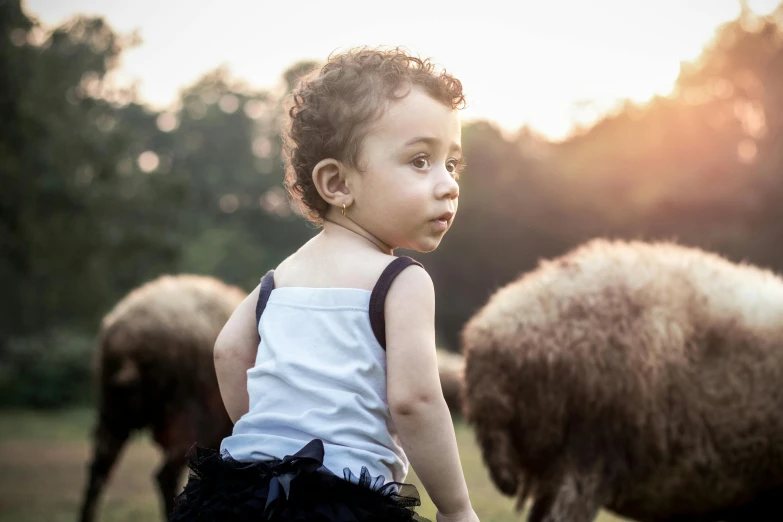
[{"xmin": 0, "ymin": 409, "xmax": 629, "ymax": 522}]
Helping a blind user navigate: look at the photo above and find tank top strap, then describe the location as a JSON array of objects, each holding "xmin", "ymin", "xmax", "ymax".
[
  {"xmin": 369, "ymin": 256, "xmax": 424, "ymax": 350},
  {"xmin": 255, "ymin": 269, "xmax": 276, "ymax": 328}
]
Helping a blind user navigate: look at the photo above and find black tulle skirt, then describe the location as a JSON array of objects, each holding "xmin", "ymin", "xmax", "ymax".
[{"xmin": 169, "ymin": 439, "xmax": 431, "ymax": 522}]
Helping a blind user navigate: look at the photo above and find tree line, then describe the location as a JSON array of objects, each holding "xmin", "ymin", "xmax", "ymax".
[{"xmin": 1, "ymin": 0, "xmax": 781, "ymax": 406}]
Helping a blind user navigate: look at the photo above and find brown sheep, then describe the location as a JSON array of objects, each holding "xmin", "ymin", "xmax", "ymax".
[
  {"xmin": 461, "ymin": 238, "xmax": 783, "ymax": 522},
  {"xmin": 79, "ymin": 274, "xmax": 244, "ymax": 522}
]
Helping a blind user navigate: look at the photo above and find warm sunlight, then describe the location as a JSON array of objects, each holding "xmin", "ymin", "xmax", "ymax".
[
  {"xmin": 6, "ymin": 1, "xmax": 783, "ymax": 520},
  {"xmin": 24, "ymin": 0, "xmax": 782, "ymax": 140}
]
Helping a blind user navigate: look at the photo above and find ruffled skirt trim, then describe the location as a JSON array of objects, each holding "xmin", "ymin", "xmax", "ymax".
[{"xmin": 169, "ymin": 438, "xmax": 431, "ymax": 522}]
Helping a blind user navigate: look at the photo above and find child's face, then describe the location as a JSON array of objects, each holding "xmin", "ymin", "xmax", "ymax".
[{"xmin": 347, "ymin": 86, "xmax": 461, "ymax": 253}]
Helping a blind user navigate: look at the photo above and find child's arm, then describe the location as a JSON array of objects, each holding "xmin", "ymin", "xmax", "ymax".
[
  {"xmin": 386, "ymin": 267, "xmax": 478, "ymax": 522},
  {"xmin": 214, "ymin": 284, "xmax": 261, "ymax": 424}
]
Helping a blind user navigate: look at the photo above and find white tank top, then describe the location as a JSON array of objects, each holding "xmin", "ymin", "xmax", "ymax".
[{"xmin": 220, "ymin": 257, "xmax": 422, "ymax": 484}]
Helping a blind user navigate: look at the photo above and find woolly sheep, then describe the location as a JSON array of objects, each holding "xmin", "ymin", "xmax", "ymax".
[
  {"xmin": 461, "ymin": 239, "xmax": 783, "ymax": 522},
  {"xmin": 79, "ymin": 274, "xmax": 244, "ymax": 522}
]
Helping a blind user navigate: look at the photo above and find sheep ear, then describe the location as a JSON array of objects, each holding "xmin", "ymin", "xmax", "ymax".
[{"xmin": 112, "ymin": 358, "xmax": 139, "ymax": 385}]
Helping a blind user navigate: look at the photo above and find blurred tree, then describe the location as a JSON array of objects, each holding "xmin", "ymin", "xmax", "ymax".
[
  {"xmin": 0, "ymin": 3, "xmax": 318, "ymax": 355},
  {"xmin": 2, "ymin": 0, "xmax": 782, "ymax": 404},
  {"xmin": 283, "ymin": 59, "xmax": 320, "ymax": 92},
  {"xmin": 159, "ymin": 65, "xmax": 314, "ymax": 290},
  {"xmin": 672, "ymin": 3, "xmax": 783, "ymax": 267},
  {"xmin": 545, "ymin": 3, "xmax": 783, "ymax": 270},
  {"xmin": 0, "ymin": 1, "xmax": 181, "ymax": 345}
]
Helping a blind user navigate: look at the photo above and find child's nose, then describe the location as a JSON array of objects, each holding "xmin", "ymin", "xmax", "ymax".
[
  {"xmin": 446, "ymin": 181, "xmax": 459, "ymax": 199},
  {"xmin": 438, "ymin": 174, "xmax": 459, "ymax": 200}
]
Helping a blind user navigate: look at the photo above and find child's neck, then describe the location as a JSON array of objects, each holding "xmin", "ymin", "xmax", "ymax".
[{"xmin": 321, "ymin": 218, "xmax": 394, "ymax": 255}]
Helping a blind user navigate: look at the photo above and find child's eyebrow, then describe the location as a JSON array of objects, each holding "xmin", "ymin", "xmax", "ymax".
[{"xmin": 403, "ymin": 136, "xmax": 462, "ymax": 154}]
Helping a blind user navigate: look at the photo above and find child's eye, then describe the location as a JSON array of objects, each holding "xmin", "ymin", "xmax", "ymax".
[
  {"xmin": 447, "ymin": 158, "xmax": 464, "ymax": 179},
  {"xmin": 411, "ymin": 156, "xmax": 430, "ymax": 169}
]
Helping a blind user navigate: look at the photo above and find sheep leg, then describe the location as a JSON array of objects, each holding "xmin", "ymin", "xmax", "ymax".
[
  {"xmin": 79, "ymin": 418, "xmax": 129, "ymax": 522},
  {"xmin": 527, "ymin": 472, "xmax": 603, "ymax": 522},
  {"xmin": 478, "ymin": 427, "xmax": 523, "ymax": 496},
  {"xmin": 152, "ymin": 413, "xmax": 194, "ymax": 519},
  {"xmin": 155, "ymin": 451, "xmax": 187, "ymax": 519}
]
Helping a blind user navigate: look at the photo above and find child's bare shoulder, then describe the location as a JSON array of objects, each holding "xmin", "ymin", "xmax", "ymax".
[
  {"xmin": 274, "ymin": 246, "xmax": 422, "ymax": 292},
  {"xmin": 386, "ymin": 261, "xmax": 433, "ymax": 304}
]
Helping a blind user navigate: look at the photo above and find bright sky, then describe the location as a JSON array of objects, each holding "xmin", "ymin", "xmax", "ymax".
[{"xmin": 23, "ymin": 0, "xmax": 780, "ymax": 141}]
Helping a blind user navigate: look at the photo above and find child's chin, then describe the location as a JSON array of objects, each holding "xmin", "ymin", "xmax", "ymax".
[{"xmin": 410, "ymin": 237, "xmax": 443, "ymax": 253}]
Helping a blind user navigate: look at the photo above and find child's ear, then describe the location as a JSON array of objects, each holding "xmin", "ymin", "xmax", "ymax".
[{"xmin": 312, "ymin": 158, "xmax": 352, "ymax": 208}]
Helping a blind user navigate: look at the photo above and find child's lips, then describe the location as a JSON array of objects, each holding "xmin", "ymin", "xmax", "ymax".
[{"xmin": 430, "ymin": 218, "xmax": 449, "ymax": 231}]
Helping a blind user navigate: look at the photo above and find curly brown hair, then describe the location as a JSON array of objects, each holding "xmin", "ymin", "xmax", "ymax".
[{"xmin": 281, "ymin": 47, "xmax": 466, "ymax": 225}]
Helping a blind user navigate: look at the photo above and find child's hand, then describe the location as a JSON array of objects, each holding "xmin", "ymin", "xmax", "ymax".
[{"xmin": 436, "ymin": 508, "xmax": 480, "ymax": 522}]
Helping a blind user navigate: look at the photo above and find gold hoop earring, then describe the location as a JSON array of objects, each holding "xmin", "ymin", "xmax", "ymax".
[{"xmin": 342, "ymin": 204, "xmax": 346, "ymax": 217}]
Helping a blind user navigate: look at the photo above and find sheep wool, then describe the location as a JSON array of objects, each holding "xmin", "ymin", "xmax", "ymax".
[
  {"xmin": 79, "ymin": 274, "xmax": 245, "ymax": 522},
  {"xmin": 461, "ymin": 238, "xmax": 783, "ymax": 522}
]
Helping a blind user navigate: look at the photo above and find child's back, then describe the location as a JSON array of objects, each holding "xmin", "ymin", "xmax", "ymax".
[{"xmin": 222, "ymin": 239, "xmax": 416, "ymax": 483}]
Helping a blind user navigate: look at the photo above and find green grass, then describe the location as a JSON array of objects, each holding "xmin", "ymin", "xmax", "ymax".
[
  {"xmin": 0, "ymin": 409, "xmax": 629, "ymax": 522},
  {"xmin": 0, "ymin": 408, "xmax": 98, "ymax": 443}
]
